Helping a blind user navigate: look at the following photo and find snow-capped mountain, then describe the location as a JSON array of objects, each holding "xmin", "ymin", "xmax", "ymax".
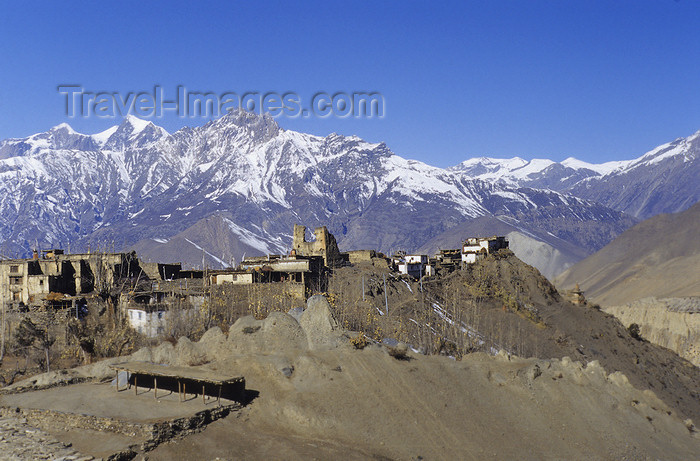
[
  {"xmin": 449, "ymin": 156, "xmax": 627, "ymax": 186},
  {"xmin": 2, "ymin": 109, "xmax": 689, "ymax": 276},
  {"xmin": 567, "ymin": 131, "xmax": 700, "ymax": 219},
  {"xmin": 449, "ymin": 129, "xmax": 700, "ymax": 219}
]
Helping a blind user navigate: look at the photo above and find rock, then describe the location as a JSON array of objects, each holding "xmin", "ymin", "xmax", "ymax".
[
  {"xmin": 77, "ymin": 357, "xmax": 123, "ymax": 381},
  {"xmin": 280, "ymin": 366, "xmax": 294, "ymax": 378},
  {"xmin": 152, "ymin": 342, "xmax": 175, "ymax": 365},
  {"xmin": 527, "ymin": 364, "xmax": 542, "ymax": 381},
  {"xmin": 495, "ymin": 350, "xmax": 511, "ymax": 361},
  {"xmin": 174, "ymin": 336, "xmax": 208, "ymax": 366},
  {"xmin": 228, "ymin": 313, "xmax": 308, "ymax": 353},
  {"xmin": 200, "ymin": 326, "xmax": 226, "ymax": 345},
  {"xmin": 131, "ymin": 346, "xmax": 154, "ymax": 362},
  {"xmin": 381, "ymin": 338, "xmax": 400, "ymax": 347},
  {"xmin": 607, "ymin": 371, "xmax": 631, "ymax": 388},
  {"xmin": 299, "ymin": 295, "xmax": 342, "ymax": 349},
  {"xmin": 387, "ymin": 342, "xmax": 410, "ymax": 361},
  {"xmin": 683, "ymin": 419, "xmax": 696, "ymax": 433},
  {"xmin": 198, "ymin": 326, "xmax": 229, "ymax": 362},
  {"xmin": 287, "ymin": 306, "xmax": 304, "ymax": 322}
]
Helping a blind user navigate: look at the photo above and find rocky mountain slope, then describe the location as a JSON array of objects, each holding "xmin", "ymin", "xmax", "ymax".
[
  {"xmin": 450, "ymin": 128, "xmax": 700, "ymax": 220},
  {"xmin": 0, "ymin": 110, "xmax": 640, "ymax": 272},
  {"xmin": 2, "ymin": 110, "xmax": 697, "ymax": 274},
  {"xmin": 555, "ymin": 201, "xmax": 700, "ymax": 305},
  {"xmin": 326, "ymin": 250, "xmax": 700, "ymax": 426}
]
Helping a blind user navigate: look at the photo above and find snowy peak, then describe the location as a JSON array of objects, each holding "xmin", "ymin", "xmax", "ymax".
[
  {"xmin": 449, "ymin": 156, "xmax": 555, "ymax": 184},
  {"xmin": 0, "ymin": 122, "xmax": 99, "ymax": 155},
  {"xmin": 207, "ymin": 109, "xmax": 281, "ymax": 143},
  {"xmin": 49, "ymin": 122, "xmax": 78, "ymax": 135},
  {"xmin": 101, "ymin": 116, "xmax": 169, "ymax": 150},
  {"xmin": 91, "ymin": 126, "xmax": 118, "ymax": 146},
  {"xmin": 123, "ymin": 114, "xmax": 151, "ymax": 133},
  {"xmin": 559, "ymin": 157, "xmax": 629, "ymax": 176},
  {"xmin": 630, "ymin": 129, "xmax": 700, "ymax": 168}
]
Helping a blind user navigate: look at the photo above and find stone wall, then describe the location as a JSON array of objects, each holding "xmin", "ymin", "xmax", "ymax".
[{"xmin": 292, "ymin": 225, "xmax": 342, "ymax": 267}]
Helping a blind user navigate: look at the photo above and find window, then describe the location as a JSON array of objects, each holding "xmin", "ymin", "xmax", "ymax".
[
  {"xmin": 9, "ymin": 265, "xmax": 18, "ymax": 273},
  {"xmin": 9, "ymin": 276, "xmax": 22, "ymax": 285}
]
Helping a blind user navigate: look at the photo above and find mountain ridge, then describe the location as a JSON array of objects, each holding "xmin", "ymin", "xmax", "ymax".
[
  {"xmin": 0, "ymin": 110, "xmax": 694, "ymax": 274},
  {"xmin": 555, "ymin": 201, "xmax": 700, "ymax": 305}
]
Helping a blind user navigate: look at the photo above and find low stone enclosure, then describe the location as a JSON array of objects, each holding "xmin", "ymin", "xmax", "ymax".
[
  {"xmin": 0, "ymin": 356, "xmax": 250, "ymax": 458},
  {"xmin": 0, "ymin": 379, "xmax": 244, "ymax": 459},
  {"xmin": 0, "ymin": 402, "xmax": 239, "ymax": 457}
]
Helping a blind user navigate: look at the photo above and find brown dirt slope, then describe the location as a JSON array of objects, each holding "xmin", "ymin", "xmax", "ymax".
[
  {"xmin": 148, "ymin": 348, "xmax": 700, "ymax": 461},
  {"xmin": 4, "ymin": 297, "xmax": 700, "ymax": 460},
  {"xmin": 328, "ymin": 251, "xmax": 700, "ymax": 424},
  {"xmin": 554, "ymin": 201, "xmax": 700, "ymax": 306}
]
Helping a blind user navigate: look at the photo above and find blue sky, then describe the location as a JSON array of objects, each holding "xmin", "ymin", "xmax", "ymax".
[{"xmin": 1, "ymin": 1, "xmax": 699, "ymax": 167}]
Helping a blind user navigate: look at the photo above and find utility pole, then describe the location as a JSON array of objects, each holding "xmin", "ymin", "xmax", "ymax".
[{"xmin": 383, "ymin": 273, "xmax": 388, "ymax": 316}]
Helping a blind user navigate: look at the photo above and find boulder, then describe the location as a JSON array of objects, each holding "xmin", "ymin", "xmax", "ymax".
[
  {"xmin": 228, "ymin": 312, "xmax": 308, "ymax": 353},
  {"xmin": 174, "ymin": 336, "xmax": 208, "ymax": 366},
  {"xmin": 299, "ymin": 295, "xmax": 344, "ymax": 349},
  {"xmin": 198, "ymin": 326, "xmax": 228, "ymax": 361}
]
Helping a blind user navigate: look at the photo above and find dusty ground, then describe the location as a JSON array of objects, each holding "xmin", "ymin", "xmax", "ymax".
[
  {"xmin": 149, "ymin": 347, "xmax": 700, "ymax": 460},
  {"xmin": 0, "ymin": 295, "xmax": 698, "ymax": 460},
  {"xmin": 1, "ymin": 382, "xmax": 225, "ymax": 422}
]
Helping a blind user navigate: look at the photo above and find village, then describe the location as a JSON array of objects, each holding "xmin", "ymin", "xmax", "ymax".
[
  {"xmin": 0, "ymin": 225, "xmax": 693, "ymax": 461},
  {"xmin": 0, "ymin": 224, "xmax": 510, "ymax": 339}
]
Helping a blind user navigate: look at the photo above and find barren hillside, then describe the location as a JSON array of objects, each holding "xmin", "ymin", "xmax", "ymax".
[
  {"xmin": 555, "ymin": 201, "xmax": 700, "ymax": 306},
  {"xmin": 1, "ymin": 297, "xmax": 698, "ymax": 460},
  {"xmin": 326, "ymin": 251, "xmax": 700, "ymax": 425}
]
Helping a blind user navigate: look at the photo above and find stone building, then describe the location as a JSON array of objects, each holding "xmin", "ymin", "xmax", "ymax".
[
  {"xmin": 462, "ymin": 236, "xmax": 509, "ymax": 265},
  {"xmin": 0, "ymin": 250, "xmax": 140, "ymax": 308},
  {"xmin": 291, "ymin": 224, "xmax": 343, "ymax": 267},
  {"xmin": 395, "ymin": 254, "xmax": 434, "ymax": 279}
]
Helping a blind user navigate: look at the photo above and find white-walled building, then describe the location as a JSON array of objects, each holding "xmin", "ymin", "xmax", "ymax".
[
  {"xmin": 462, "ymin": 236, "xmax": 508, "ymax": 265},
  {"xmin": 397, "ymin": 254, "xmax": 433, "ymax": 279},
  {"xmin": 127, "ymin": 307, "xmax": 167, "ymax": 337},
  {"xmin": 210, "ymin": 271, "xmax": 254, "ymax": 285}
]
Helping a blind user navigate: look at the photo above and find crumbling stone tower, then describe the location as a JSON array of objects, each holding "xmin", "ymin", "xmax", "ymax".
[{"xmin": 292, "ymin": 224, "xmax": 342, "ymax": 267}]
